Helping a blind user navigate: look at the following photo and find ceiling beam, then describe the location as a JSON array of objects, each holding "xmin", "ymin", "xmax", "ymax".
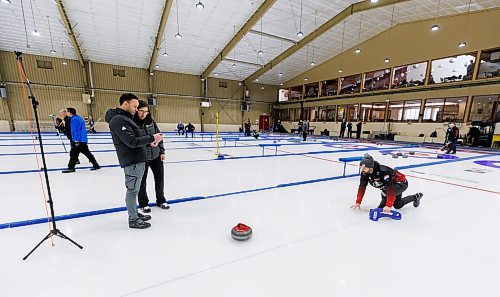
[
  {"xmin": 201, "ymin": 0, "xmax": 278, "ymax": 79},
  {"xmin": 54, "ymin": 0, "xmax": 85, "ymax": 68},
  {"xmin": 249, "ymin": 30, "xmax": 296, "ymax": 44},
  {"xmin": 244, "ymin": 0, "xmax": 410, "ymax": 85},
  {"xmin": 148, "ymin": 0, "xmax": 174, "ymax": 73}
]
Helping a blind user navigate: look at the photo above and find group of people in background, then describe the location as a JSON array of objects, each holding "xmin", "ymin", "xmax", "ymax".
[
  {"xmin": 339, "ymin": 120, "xmax": 363, "ymax": 139},
  {"xmin": 177, "ymin": 121, "xmax": 195, "ymax": 137}
]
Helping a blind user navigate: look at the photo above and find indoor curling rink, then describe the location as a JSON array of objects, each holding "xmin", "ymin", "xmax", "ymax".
[{"xmin": 0, "ymin": 132, "xmax": 499, "ymax": 297}]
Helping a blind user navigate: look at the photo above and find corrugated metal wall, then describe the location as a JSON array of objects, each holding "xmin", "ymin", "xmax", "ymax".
[{"xmin": 0, "ymin": 50, "xmax": 277, "ymax": 126}]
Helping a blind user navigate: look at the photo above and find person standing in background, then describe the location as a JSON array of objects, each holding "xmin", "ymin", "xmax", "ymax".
[
  {"xmin": 62, "ymin": 108, "xmax": 100, "ymax": 173},
  {"xmin": 356, "ymin": 121, "xmax": 363, "ymax": 139}
]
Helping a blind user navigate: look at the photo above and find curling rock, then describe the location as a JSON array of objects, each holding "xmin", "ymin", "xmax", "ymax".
[
  {"xmin": 402, "ymin": 154, "xmax": 409, "ymax": 158},
  {"xmin": 397, "ymin": 152, "xmax": 403, "ymax": 156},
  {"xmin": 231, "ymin": 223, "xmax": 252, "ymax": 241},
  {"xmin": 409, "ymin": 151, "xmax": 415, "ymax": 155},
  {"xmin": 392, "ymin": 154, "xmax": 399, "ymax": 158}
]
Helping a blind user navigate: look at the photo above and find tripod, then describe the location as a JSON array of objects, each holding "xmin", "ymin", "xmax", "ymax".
[{"xmin": 14, "ymin": 52, "xmax": 83, "ymax": 260}]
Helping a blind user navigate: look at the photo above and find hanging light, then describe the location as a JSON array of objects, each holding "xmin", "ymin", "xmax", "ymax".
[
  {"xmin": 174, "ymin": 0, "xmax": 182, "ymax": 39},
  {"xmin": 258, "ymin": 50, "xmax": 263, "ymax": 55},
  {"xmin": 384, "ymin": 57, "xmax": 390, "ymax": 63},
  {"xmin": 297, "ymin": 0, "xmax": 304, "ymax": 38},
  {"xmin": 155, "ymin": 64, "xmax": 160, "ymax": 69},
  {"xmin": 458, "ymin": 41, "xmax": 466, "ymax": 48},
  {"xmin": 261, "ymin": 86, "xmax": 265, "ymax": 90},
  {"xmin": 195, "ymin": 1, "xmax": 204, "ymax": 9},
  {"xmin": 278, "ymin": 72, "xmax": 283, "ymax": 77},
  {"xmin": 149, "ymin": 72, "xmax": 154, "ymax": 76},
  {"xmin": 431, "ymin": 0, "xmax": 441, "ymax": 31},
  {"xmin": 162, "ymin": 51, "xmax": 168, "ymax": 57},
  {"xmin": 458, "ymin": 0, "xmax": 472, "ymax": 49},
  {"xmin": 370, "ymin": 0, "xmax": 379, "ymax": 3},
  {"xmin": 47, "ymin": 16, "xmax": 56, "ymax": 54},
  {"xmin": 214, "ymin": 72, "xmax": 218, "ymax": 76},
  {"xmin": 280, "ymin": 82, "xmax": 284, "ymax": 86},
  {"xmin": 255, "ymin": 78, "xmax": 259, "ymax": 82},
  {"xmin": 338, "ymin": 68, "xmax": 343, "ymax": 73},
  {"xmin": 354, "ymin": 48, "xmax": 361, "ymax": 54},
  {"xmin": 258, "ymin": 18, "xmax": 264, "ymax": 56},
  {"xmin": 238, "ymin": 82, "xmax": 242, "ymax": 86},
  {"xmin": 61, "ymin": 43, "xmax": 67, "ymax": 65},
  {"xmin": 232, "ymin": 63, "xmax": 237, "ymax": 68},
  {"xmin": 29, "ymin": 0, "xmax": 40, "ymax": 37},
  {"xmin": 304, "ymin": 78, "xmax": 308, "ymax": 81},
  {"xmin": 354, "ymin": 13, "xmax": 363, "ymax": 54},
  {"xmin": 310, "ymin": 61, "xmax": 315, "ymax": 66}
]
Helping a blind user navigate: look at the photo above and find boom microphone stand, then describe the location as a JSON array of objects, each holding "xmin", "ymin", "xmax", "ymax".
[{"xmin": 15, "ymin": 52, "xmax": 83, "ymax": 260}]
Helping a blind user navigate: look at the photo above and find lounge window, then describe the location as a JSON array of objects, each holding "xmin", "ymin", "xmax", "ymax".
[
  {"xmin": 37, "ymin": 60, "xmax": 53, "ymax": 69},
  {"xmin": 468, "ymin": 95, "xmax": 500, "ymax": 122},
  {"xmin": 371, "ymin": 102, "xmax": 387, "ymax": 122},
  {"xmin": 402, "ymin": 100, "xmax": 421, "ymax": 122},
  {"xmin": 429, "ymin": 53, "xmax": 476, "ymax": 84},
  {"xmin": 337, "ymin": 105, "xmax": 346, "ymax": 121},
  {"xmin": 363, "ymin": 69, "xmax": 390, "ymax": 92},
  {"xmin": 477, "ymin": 48, "xmax": 500, "ymax": 79},
  {"xmin": 392, "ymin": 62, "xmax": 427, "ymax": 88},
  {"xmin": 423, "ymin": 98, "xmax": 445, "ymax": 122},
  {"xmin": 290, "ymin": 86, "xmax": 303, "ymax": 100},
  {"xmin": 347, "ymin": 104, "xmax": 360, "ymax": 121},
  {"xmin": 304, "ymin": 82, "xmax": 319, "ymax": 98},
  {"xmin": 339, "ymin": 74, "xmax": 361, "ymax": 95},
  {"xmin": 387, "ymin": 101, "xmax": 404, "ymax": 122},
  {"xmin": 320, "ymin": 79, "xmax": 338, "ymax": 97},
  {"xmin": 112, "ymin": 69, "xmax": 125, "ymax": 77}
]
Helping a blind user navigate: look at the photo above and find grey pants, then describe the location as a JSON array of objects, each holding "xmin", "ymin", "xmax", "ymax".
[{"xmin": 123, "ymin": 162, "xmax": 145, "ymax": 221}]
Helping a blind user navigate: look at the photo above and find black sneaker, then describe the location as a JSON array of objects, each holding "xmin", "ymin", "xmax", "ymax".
[
  {"xmin": 129, "ymin": 218, "xmax": 151, "ymax": 229},
  {"xmin": 138, "ymin": 212, "xmax": 151, "ymax": 221},
  {"xmin": 76, "ymin": 160, "xmax": 80, "ymax": 165},
  {"xmin": 62, "ymin": 169, "xmax": 76, "ymax": 173},
  {"xmin": 413, "ymin": 193, "xmax": 423, "ymax": 207},
  {"xmin": 90, "ymin": 166, "xmax": 101, "ymax": 171}
]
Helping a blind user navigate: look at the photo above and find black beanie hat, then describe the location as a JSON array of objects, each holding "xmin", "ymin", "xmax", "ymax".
[{"xmin": 360, "ymin": 153, "xmax": 375, "ymax": 168}]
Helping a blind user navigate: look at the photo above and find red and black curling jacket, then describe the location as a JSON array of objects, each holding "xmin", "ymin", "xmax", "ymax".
[{"xmin": 356, "ymin": 162, "xmax": 406, "ymax": 207}]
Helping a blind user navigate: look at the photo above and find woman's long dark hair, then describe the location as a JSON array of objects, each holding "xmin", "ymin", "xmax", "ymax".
[{"xmin": 133, "ymin": 99, "xmax": 153, "ymax": 125}]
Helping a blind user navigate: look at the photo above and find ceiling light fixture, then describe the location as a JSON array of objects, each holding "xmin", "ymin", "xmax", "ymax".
[
  {"xmin": 297, "ymin": 0, "xmax": 303, "ymax": 38},
  {"xmin": 304, "ymin": 78, "xmax": 308, "ymax": 81},
  {"xmin": 280, "ymin": 82, "xmax": 284, "ymax": 86},
  {"xmin": 155, "ymin": 64, "xmax": 160, "ymax": 69},
  {"xmin": 459, "ymin": 0, "xmax": 472, "ymax": 49},
  {"xmin": 29, "ymin": 0, "xmax": 40, "ymax": 37},
  {"xmin": 339, "ymin": 20, "xmax": 346, "ymax": 73},
  {"xmin": 232, "ymin": 63, "xmax": 237, "ymax": 68},
  {"xmin": 162, "ymin": 51, "xmax": 168, "ymax": 57},
  {"xmin": 47, "ymin": 16, "xmax": 56, "ymax": 54},
  {"xmin": 370, "ymin": 0, "xmax": 379, "ymax": 3},
  {"xmin": 214, "ymin": 73, "xmax": 218, "ymax": 76},
  {"xmin": 278, "ymin": 72, "xmax": 283, "ymax": 77},
  {"xmin": 174, "ymin": 0, "xmax": 182, "ymax": 39},
  {"xmin": 255, "ymin": 78, "xmax": 259, "ymax": 82},
  {"xmin": 384, "ymin": 5, "xmax": 396, "ymax": 64},
  {"xmin": 354, "ymin": 13, "xmax": 363, "ymax": 54},
  {"xmin": 149, "ymin": 72, "xmax": 154, "ymax": 76},
  {"xmin": 195, "ymin": 1, "xmax": 204, "ymax": 9},
  {"xmin": 61, "ymin": 43, "xmax": 67, "ymax": 65},
  {"xmin": 310, "ymin": 10, "xmax": 317, "ymax": 67},
  {"xmin": 258, "ymin": 17, "xmax": 264, "ymax": 56},
  {"xmin": 431, "ymin": 0, "xmax": 441, "ymax": 31}
]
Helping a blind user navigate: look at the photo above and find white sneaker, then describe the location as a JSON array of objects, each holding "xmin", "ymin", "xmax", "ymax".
[
  {"xmin": 140, "ymin": 206, "xmax": 151, "ymax": 213},
  {"xmin": 158, "ymin": 203, "xmax": 170, "ymax": 210}
]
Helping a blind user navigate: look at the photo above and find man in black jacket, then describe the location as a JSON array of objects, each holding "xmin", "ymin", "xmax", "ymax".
[
  {"xmin": 105, "ymin": 93, "xmax": 163, "ymax": 229},
  {"xmin": 445, "ymin": 123, "xmax": 460, "ymax": 154}
]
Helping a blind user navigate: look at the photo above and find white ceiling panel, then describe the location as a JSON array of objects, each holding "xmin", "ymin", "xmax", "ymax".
[{"xmin": 0, "ymin": 0, "xmax": 498, "ymax": 84}]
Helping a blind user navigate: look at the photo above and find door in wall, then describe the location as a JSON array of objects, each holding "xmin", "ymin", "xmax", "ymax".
[{"xmin": 259, "ymin": 115, "xmax": 270, "ymax": 131}]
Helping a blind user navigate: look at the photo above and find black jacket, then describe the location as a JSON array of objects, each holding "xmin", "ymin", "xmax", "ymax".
[
  {"xmin": 133, "ymin": 113, "xmax": 164, "ymax": 161},
  {"xmin": 105, "ymin": 108, "xmax": 154, "ymax": 168},
  {"xmin": 185, "ymin": 123, "xmax": 195, "ymax": 132}
]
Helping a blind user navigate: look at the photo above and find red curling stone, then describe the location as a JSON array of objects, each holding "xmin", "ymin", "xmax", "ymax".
[{"xmin": 231, "ymin": 223, "xmax": 253, "ymax": 241}]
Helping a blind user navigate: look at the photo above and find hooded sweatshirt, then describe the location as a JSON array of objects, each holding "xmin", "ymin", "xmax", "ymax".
[{"xmin": 105, "ymin": 108, "xmax": 154, "ymax": 168}]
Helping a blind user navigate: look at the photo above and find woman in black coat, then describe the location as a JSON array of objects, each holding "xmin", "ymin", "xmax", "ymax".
[{"xmin": 134, "ymin": 100, "xmax": 170, "ymax": 212}]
